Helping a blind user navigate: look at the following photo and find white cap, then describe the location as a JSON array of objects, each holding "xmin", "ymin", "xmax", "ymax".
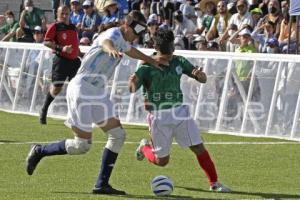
[
  {"xmin": 83, "ymin": 0, "xmax": 93, "ymax": 7},
  {"xmin": 71, "ymin": 0, "xmax": 80, "ymax": 3},
  {"xmin": 238, "ymin": 28, "xmax": 252, "ymax": 36},
  {"xmin": 33, "ymin": 26, "xmax": 42, "ymax": 32}
]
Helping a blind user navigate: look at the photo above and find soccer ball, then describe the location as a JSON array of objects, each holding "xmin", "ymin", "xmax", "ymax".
[{"xmin": 151, "ymin": 175, "xmax": 174, "ymax": 196}]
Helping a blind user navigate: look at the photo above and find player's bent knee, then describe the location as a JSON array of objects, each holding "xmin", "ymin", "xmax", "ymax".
[
  {"xmin": 105, "ymin": 127, "xmax": 126, "ymax": 153},
  {"xmin": 65, "ymin": 136, "xmax": 92, "ymax": 155}
]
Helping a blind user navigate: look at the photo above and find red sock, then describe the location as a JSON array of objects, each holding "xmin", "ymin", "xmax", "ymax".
[
  {"xmin": 196, "ymin": 150, "xmax": 218, "ymax": 186},
  {"xmin": 142, "ymin": 145, "xmax": 156, "ymax": 164}
]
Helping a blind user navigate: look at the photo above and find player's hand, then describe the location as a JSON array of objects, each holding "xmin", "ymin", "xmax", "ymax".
[
  {"xmin": 108, "ymin": 48, "xmax": 122, "ymax": 59},
  {"xmin": 128, "ymin": 74, "xmax": 138, "ymax": 93},
  {"xmin": 192, "ymin": 67, "xmax": 207, "ymax": 83},
  {"xmin": 129, "ymin": 74, "xmax": 137, "ymax": 82},
  {"xmin": 62, "ymin": 45, "xmax": 73, "ymax": 54}
]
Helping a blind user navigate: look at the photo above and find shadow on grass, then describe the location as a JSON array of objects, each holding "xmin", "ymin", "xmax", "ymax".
[
  {"xmin": 52, "ymin": 191, "xmax": 217, "ymax": 200},
  {"xmin": 176, "ymin": 186, "xmax": 300, "ymax": 199},
  {"xmin": 0, "ymin": 140, "xmax": 20, "ymax": 143}
]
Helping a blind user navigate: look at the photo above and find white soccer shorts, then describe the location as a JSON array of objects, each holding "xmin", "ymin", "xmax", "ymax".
[
  {"xmin": 147, "ymin": 105, "xmax": 202, "ymax": 158},
  {"xmin": 65, "ymin": 79, "xmax": 117, "ymax": 132}
]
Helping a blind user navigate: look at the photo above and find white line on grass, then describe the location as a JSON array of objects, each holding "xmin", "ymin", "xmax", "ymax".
[{"xmin": 0, "ymin": 141, "xmax": 299, "ymax": 145}]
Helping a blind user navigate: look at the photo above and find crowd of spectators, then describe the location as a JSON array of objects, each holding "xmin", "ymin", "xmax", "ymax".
[{"xmin": 0, "ymin": 0, "xmax": 298, "ymax": 54}]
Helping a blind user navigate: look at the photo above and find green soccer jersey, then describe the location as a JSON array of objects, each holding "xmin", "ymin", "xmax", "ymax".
[{"xmin": 135, "ymin": 55, "xmax": 197, "ymax": 111}]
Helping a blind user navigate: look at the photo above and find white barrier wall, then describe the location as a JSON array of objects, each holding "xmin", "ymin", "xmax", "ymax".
[{"xmin": 1, "ymin": 41, "xmax": 300, "ymax": 141}]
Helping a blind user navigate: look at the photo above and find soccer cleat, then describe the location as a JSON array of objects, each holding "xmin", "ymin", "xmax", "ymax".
[
  {"xmin": 39, "ymin": 109, "xmax": 47, "ymax": 125},
  {"xmin": 92, "ymin": 185, "xmax": 126, "ymax": 195},
  {"xmin": 135, "ymin": 139, "xmax": 150, "ymax": 161},
  {"xmin": 210, "ymin": 182, "xmax": 231, "ymax": 193},
  {"xmin": 26, "ymin": 144, "xmax": 43, "ymax": 175}
]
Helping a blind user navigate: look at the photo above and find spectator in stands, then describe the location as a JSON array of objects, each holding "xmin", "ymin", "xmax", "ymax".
[
  {"xmin": 181, "ymin": 0, "xmax": 196, "ymax": 21},
  {"xmin": 33, "ymin": 25, "xmax": 44, "ymax": 43},
  {"xmin": 235, "ymin": 28, "xmax": 259, "ymax": 95},
  {"xmin": 0, "ymin": 10, "xmax": 19, "ymax": 42},
  {"xmin": 278, "ymin": 6, "xmax": 298, "ymax": 53},
  {"xmin": 100, "ymin": 0, "xmax": 121, "ymax": 25},
  {"xmin": 250, "ymin": 7, "xmax": 263, "ymax": 27},
  {"xmin": 144, "ymin": 14, "xmax": 158, "ymax": 48},
  {"xmin": 249, "ymin": 0, "xmax": 261, "ymax": 11},
  {"xmin": 207, "ymin": 41, "xmax": 220, "ymax": 51},
  {"xmin": 173, "ymin": 10, "xmax": 196, "ymax": 50},
  {"xmin": 70, "ymin": 0, "xmax": 84, "ymax": 31},
  {"xmin": 226, "ymin": 23, "xmax": 239, "ymax": 52},
  {"xmin": 256, "ymin": 0, "xmax": 282, "ymax": 38},
  {"xmin": 131, "ymin": 0, "xmax": 143, "ymax": 11},
  {"xmin": 118, "ymin": 0, "xmax": 130, "ymax": 15},
  {"xmin": 281, "ymin": 0, "xmax": 289, "ymax": 16},
  {"xmin": 79, "ymin": 36, "xmax": 91, "ymax": 45},
  {"xmin": 206, "ymin": 1, "xmax": 231, "ymax": 51},
  {"xmin": 17, "ymin": 0, "xmax": 47, "ymax": 42},
  {"xmin": 150, "ymin": 0, "xmax": 163, "ymax": 18},
  {"xmin": 194, "ymin": 35, "xmax": 208, "ymax": 51},
  {"xmin": 140, "ymin": 1, "xmax": 150, "ymax": 19},
  {"xmin": 194, "ymin": 3, "xmax": 205, "ymax": 31},
  {"xmin": 251, "ymin": 20, "xmax": 277, "ymax": 53},
  {"xmin": 226, "ymin": 28, "xmax": 260, "ymax": 127},
  {"xmin": 258, "ymin": 0, "xmax": 270, "ymax": 16},
  {"xmin": 219, "ymin": 0, "xmax": 254, "ymax": 48},
  {"xmin": 265, "ymin": 38, "xmax": 280, "ymax": 53},
  {"xmin": 160, "ymin": 0, "xmax": 175, "ymax": 29},
  {"xmin": 196, "ymin": 0, "xmax": 218, "ymax": 36},
  {"xmin": 21, "ymin": 25, "xmax": 45, "ymax": 102},
  {"xmin": 81, "ymin": 0, "xmax": 100, "ymax": 41}
]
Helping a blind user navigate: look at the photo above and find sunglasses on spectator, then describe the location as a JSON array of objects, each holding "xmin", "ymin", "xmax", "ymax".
[{"xmin": 83, "ymin": 6, "xmax": 90, "ymax": 9}]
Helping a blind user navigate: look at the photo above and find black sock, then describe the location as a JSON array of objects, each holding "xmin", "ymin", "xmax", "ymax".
[
  {"xmin": 41, "ymin": 92, "xmax": 55, "ymax": 113},
  {"xmin": 39, "ymin": 140, "xmax": 67, "ymax": 156},
  {"xmin": 95, "ymin": 148, "xmax": 118, "ymax": 188}
]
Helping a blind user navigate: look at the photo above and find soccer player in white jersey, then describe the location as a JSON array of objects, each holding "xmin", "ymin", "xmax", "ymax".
[
  {"xmin": 25, "ymin": 11, "xmax": 163, "ymax": 195},
  {"xmin": 128, "ymin": 28, "xmax": 231, "ymax": 192}
]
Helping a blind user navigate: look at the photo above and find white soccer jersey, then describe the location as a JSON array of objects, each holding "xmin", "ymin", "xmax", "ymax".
[{"xmin": 76, "ymin": 27, "xmax": 131, "ymax": 90}]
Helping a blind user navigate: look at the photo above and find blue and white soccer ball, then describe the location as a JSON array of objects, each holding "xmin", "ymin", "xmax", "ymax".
[{"xmin": 151, "ymin": 175, "xmax": 174, "ymax": 196}]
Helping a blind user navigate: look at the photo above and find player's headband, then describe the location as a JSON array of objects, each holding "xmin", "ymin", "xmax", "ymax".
[{"xmin": 129, "ymin": 21, "xmax": 147, "ymax": 36}]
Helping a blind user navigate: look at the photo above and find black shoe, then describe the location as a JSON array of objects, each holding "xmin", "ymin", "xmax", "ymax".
[
  {"xmin": 39, "ymin": 109, "xmax": 47, "ymax": 125},
  {"xmin": 92, "ymin": 185, "xmax": 126, "ymax": 195},
  {"xmin": 26, "ymin": 145, "xmax": 43, "ymax": 175}
]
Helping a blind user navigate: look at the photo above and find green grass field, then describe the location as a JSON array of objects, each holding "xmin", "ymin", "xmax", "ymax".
[{"xmin": 0, "ymin": 111, "xmax": 300, "ymax": 200}]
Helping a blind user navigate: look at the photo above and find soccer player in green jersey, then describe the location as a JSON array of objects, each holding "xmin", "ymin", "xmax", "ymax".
[{"xmin": 128, "ymin": 28, "xmax": 231, "ymax": 192}]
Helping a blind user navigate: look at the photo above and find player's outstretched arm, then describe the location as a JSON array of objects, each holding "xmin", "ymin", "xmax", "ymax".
[
  {"xmin": 128, "ymin": 74, "xmax": 139, "ymax": 93},
  {"xmin": 125, "ymin": 47, "xmax": 162, "ymax": 70},
  {"xmin": 102, "ymin": 39, "xmax": 122, "ymax": 59}
]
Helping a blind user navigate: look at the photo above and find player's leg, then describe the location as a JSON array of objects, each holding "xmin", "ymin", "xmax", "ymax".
[
  {"xmin": 27, "ymin": 82, "xmax": 93, "ymax": 175},
  {"xmin": 136, "ymin": 112, "xmax": 172, "ymax": 166},
  {"xmin": 40, "ymin": 56, "xmax": 68, "ymax": 124},
  {"xmin": 173, "ymin": 105, "xmax": 230, "ymax": 192},
  {"xmin": 92, "ymin": 117, "xmax": 126, "ymax": 195},
  {"xmin": 26, "ymin": 126, "xmax": 92, "ymax": 175},
  {"xmin": 189, "ymin": 144, "xmax": 231, "ymax": 192}
]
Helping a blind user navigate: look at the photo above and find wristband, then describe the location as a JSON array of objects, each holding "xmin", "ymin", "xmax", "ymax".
[{"xmin": 55, "ymin": 45, "xmax": 63, "ymax": 53}]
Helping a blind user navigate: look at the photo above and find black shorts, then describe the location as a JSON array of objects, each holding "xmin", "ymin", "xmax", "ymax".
[{"xmin": 52, "ymin": 55, "xmax": 81, "ymax": 87}]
